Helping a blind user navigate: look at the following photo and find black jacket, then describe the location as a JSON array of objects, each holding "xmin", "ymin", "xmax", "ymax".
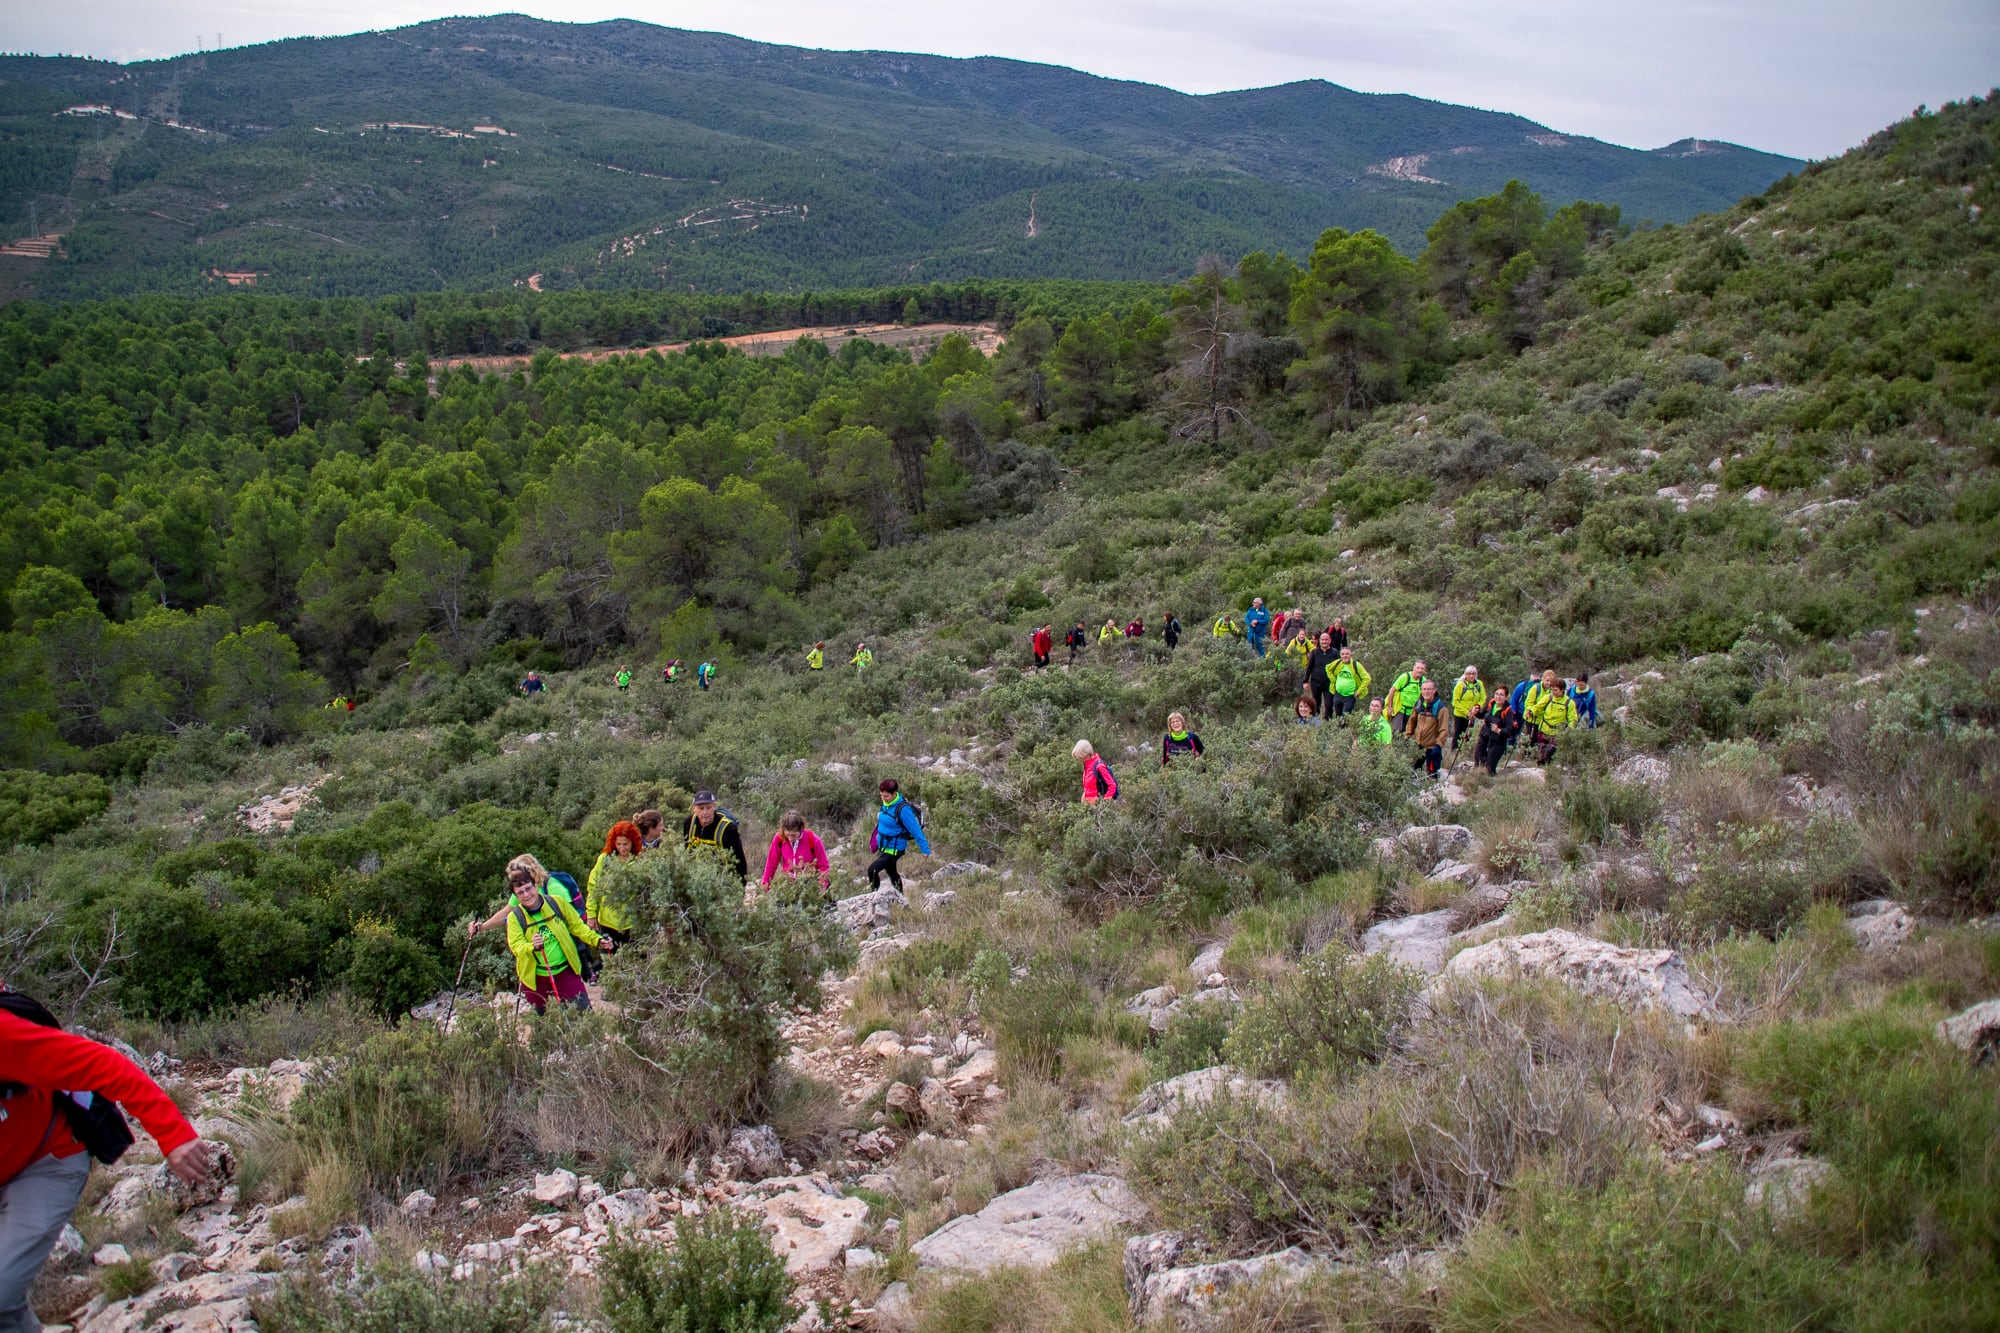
[
  {"xmin": 1304, "ymin": 646, "xmax": 1339, "ymax": 692},
  {"xmin": 1162, "ymin": 616, "xmax": 1182, "ymax": 647},
  {"xmin": 681, "ymin": 813, "xmax": 749, "ymax": 881}
]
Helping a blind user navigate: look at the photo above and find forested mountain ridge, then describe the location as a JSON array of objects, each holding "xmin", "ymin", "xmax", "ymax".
[{"xmin": 0, "ymin": 12, "xmax": 1800, "ymax": 298}]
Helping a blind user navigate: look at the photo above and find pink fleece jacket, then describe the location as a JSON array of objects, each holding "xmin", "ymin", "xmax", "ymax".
[{"xmin": 761, "ymin": 828, "xmax": 830, "ymax": 887}]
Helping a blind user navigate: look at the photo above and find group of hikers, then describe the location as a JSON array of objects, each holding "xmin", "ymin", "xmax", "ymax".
[
  {"xmin": 1053, "ymin": 603, "xmax": 1600, "ymax": 798},
  {"xmin": 466, "ymin": 782, "xmax": 929, "ymax": 1015},
  {"xmin": 521, "ymin": 641, "xmax": 880, "ymax": 699}
]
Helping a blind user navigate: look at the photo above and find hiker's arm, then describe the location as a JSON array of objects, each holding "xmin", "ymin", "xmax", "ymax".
[{"xmin": 0, "ymin": 1011, "xmax": 197, "ymax": 1158}]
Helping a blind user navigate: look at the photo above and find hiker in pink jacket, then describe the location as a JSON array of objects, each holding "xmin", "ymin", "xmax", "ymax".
[
  {"xmin": 1072, "ymin": 739, "xmax": 1120, "ymax": 804},
  {"xmin": 761, "ymin": 809, "xmax": 832, "ymax": 895}
]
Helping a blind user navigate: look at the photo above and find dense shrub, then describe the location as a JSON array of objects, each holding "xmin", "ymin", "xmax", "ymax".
[
  {"xmin": 0, "ymin": 769, "xmax": 111, "ymax": 846},
  {"xmin": 598, "ymin": 1212, "xmax": 799, "ymax": 1333},
  {"xmin": 1223, "ymin": 943, "xmax": 1417, "ymax": 1080},
  {"xmin": 340, "ymin": 920, "xmax": 445, "ymax": 1018}
]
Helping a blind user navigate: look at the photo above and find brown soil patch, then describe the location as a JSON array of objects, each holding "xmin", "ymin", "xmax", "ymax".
[{"xmin": 433, "ymin": 322, "xmax": 1002, "ymax": 376}]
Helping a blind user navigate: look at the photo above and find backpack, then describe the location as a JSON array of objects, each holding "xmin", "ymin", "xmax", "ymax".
[
  {"xmin": 0, "ymin": 990, "xmax": 138, "ymax": 1164},
  {"xmin": 1091, "ymin": 757, "xmax": 1119, "ymax": 800},
  {"xmin": 870, "ymin": 798, "xmax": 925, "ymax": 852}
]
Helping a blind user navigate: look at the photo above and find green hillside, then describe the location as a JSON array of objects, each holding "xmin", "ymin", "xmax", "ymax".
[
  {"xmin": 2, "ymin": 95, "xmax": 1997, "ymax": 1333},
  {"xmin": 0, "ymin": 13, "xmax": 1799, "ymax": 299}
]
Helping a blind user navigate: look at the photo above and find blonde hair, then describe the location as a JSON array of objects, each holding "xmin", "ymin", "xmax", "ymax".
[
  {"xmin": 506, "ymin": 854, "xmax": 548, "ymax": 885},
  {"xmin": 1071, "ymin": 739, "xmax": 1095, "ymax": 760}
]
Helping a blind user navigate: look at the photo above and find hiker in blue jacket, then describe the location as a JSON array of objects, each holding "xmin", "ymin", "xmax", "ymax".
[
  {"xmin": 1243, "ymin": 598, "xmax": 1273, "ymax": 657},
  {"xmin": 1569, "ymin": 672, "xmax": 1600, "ymax": 728},
  {"xmin": 868, "ymin": 778, "xmax": 931, "ymax": 892}
]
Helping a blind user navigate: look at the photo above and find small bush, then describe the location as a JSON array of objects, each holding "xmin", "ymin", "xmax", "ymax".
[
  {"xmin": 598, "ymin": 1211, "xmax": 799, "ymax": 1333},
  {"xmin": 1223, "ymin": 943, "xmax": 1417, "ymax": 1081},
  {"xmin": 0, "ymin": 768, "xmax": 111, "ymax": 846},
  {"xmin": 1668, "ymin": 821, "xmax": 1817, "ymax": 943},
  {"xmin": 1146, "ymin": 1001, "xmax": 1235, "ymax": 1081},
  {"xmin": 1561, "ymin": 774, "xmax": 1660, "ymax": 844},
  {"xmin": 341, "ymin": 920, "xmax": 444, "ymax": 1018},
  {"xmin": 97, "ymin": 1255, "xmax": 157, "ymax": 1303},
  {"xmin": 255, "ymin": 1256, "xmax": 559, "ymax": 1333}
]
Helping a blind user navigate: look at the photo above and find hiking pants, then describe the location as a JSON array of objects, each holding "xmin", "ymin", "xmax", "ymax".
[
  {"xmin": 1034, "ymin": 651, "xmax": 1050, "ymax": 670},
  {"xmin": 1451, "ymin": 714, "xmax": 1474, "ymax": 749},
  {"xmin": 867, "ymin": 852, "xmax": 904, "ymax": 892},
  {"xmin": 1413, "ymin": 745, "xmax": 1443, "ymax": 777},
  {"xmin": 0, "ymin": 1150, "xmax": 90, "ymax": 1333},
  {"xmin": 521, "ymin": 971, "xmax": 590, "ymax": 1014},
  {"xmin": 1475, "ymin": 736, "xmax": 1507, "ymax": 776},
  {"xmin": 1330, "ymin": 694, "xmax": 1358, "ymax": 718}
]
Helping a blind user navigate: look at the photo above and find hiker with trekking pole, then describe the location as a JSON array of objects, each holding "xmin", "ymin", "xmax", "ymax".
[{"xmin": 504, "ymin": 865, "xmax": 610, "ymax": 1014}]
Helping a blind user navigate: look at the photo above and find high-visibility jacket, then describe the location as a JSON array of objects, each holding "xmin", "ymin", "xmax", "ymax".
[
  {"xmin": 1099, "ymin": 624, "xmax": 1120, "ymax": 643},
  {"xmin": 807, "ymin": 648, "xmax": 824, "ymax": 670},
  {"xmin": 1327, "ymin": 659, "xmax": 1372, "ymax": 698},
  {"xmin": 851, "ymin": 649, "xmax": 872, "ymax": 670},
  {"xmin": 1524, "ymin": 683, "xmax": 1562, "ymax": 728},
  {"xmin": 684, "ymin": 813, "xmax": 749, "ymax": 881},
  {"xmin": 615, "ymin": 670, "xmax": 631, "ymax": 688},
  {"xmin": 506, "ymin": 891, "xmax": 603, "ymax": 990},
  {"xmin": 1537, "ymin": 694, "xmax": 1580, "ymax": 733},
  {"xmin": 1284, "ymin": 637, "xmax": 1313, "ymax": 667},
  {"xmin": 1451, "ymin": 678, "xmax": 1487, "ymax": 719},
  {"xmin": 586, "ymin": 851, "xmax": 635, "ymax": 933},
  {"xmin": 1212, "ymin": 616, "xmax": 1239, "ymax": 638},
  {"xmin": 1387, "ymin": 671, "xmax": 1426, "ymax": 716}
]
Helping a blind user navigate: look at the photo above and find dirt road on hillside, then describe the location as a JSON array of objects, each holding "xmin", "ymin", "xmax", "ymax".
[{"xmin": 432, "ymin": 321, "xmax": 1003, "ymax": 376}]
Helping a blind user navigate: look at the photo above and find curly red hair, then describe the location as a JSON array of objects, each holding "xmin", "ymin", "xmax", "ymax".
[{"xmin": 603, "ymin": 820, "xmax": 644, "ymax": 855}]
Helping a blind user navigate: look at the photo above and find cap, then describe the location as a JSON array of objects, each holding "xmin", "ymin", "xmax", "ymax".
[{"xmin": 693, "ymin": 789, "xmax": 716, "ymax": 803}]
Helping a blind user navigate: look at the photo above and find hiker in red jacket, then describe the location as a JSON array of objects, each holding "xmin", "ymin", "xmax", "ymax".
[
  {"xmin": 2, "ymin": 1000, "xmax": 215, "ymax": 1332},
  {"xmin": 1031, "ymin": 625, "xmax": 1053, "ymax": 671},
  {"xmin": 1073, "ymin": 739, "xmax": 1120, "ymax": 803}
]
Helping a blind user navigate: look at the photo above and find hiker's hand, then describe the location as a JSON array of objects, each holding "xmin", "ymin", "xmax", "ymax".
[
  {"xmin": 167, "ymin": 1140, "xmax": 215, "ymax": 1184},
  {"xmin": 466, "ymin": 921, "xmax": 479, "ymax": 939},
  {"xmin": 599, "ymin": 938, "xmax": 617, "ymax": 955}
]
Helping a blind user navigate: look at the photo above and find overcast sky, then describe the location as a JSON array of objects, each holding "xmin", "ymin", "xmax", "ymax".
[{"xmin": 5, "ymin": 1, "xmax": 1995, "ymax": 159}]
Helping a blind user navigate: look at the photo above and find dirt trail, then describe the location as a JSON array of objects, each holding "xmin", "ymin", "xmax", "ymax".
[{"xmin": 432, "ymin": 321, "xmax": 1002, "ymax": 376}]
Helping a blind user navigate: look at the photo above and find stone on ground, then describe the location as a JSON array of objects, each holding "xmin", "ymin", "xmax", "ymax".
[
  {"xmin": 1122, "ymin": 1066, "xmax": 1288, "ymax": 1131},
  {"xmin": 1444, "ymin": 928, "xmax": 1715, "ymax": 1019},
  {"xmin": 910, "ymin": 1174, "xmax": 1147, "ymax": 1273},
  {"xmin": 1936, "ymin": 998, "xmax": 2000, "ymax": 1062},
  {"xmin": 1361, "ymin": 910, "xmax": 1458, "ymax": 974},
  {"xmin": 1124, "ymin": 1231, "xmax": 1336, "ymax": 1330},
  {"xmin": 1845, "ymin": 899, "xmax": 1915, "ymax": 952}
]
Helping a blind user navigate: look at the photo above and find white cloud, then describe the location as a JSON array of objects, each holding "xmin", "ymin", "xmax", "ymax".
[{"xmin": 3, "ymin": 0, "xmax": 1994, "ymax": 158}]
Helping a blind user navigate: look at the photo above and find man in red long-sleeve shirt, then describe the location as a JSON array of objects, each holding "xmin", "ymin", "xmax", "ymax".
[{"xmin": 2, "ymin": 1006, "xmax": 213, "ymax": 1333}]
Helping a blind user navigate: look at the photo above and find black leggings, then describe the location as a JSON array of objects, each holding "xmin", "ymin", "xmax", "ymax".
[
  {"xmin": 1451, "ymin": 713, "xmax": 1473, "ymax": 748},
  {"xmin": 1475, "ymin": 736, "xmax": 1507, "ymax": 775},
  {"xmin": 1034, "ymin": 651, "xmax": 1050, "ymax": 669},
  {"xmin": 1330, "ymin": 694, "xmax": 1358, "ymax": 718},
  {"xmin": 867, "ymin": 852, "xmax": 904, "ymax": 891}
]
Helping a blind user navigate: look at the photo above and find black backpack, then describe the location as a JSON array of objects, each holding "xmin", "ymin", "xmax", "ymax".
[{"xmin": 0, "ymin": 990, "xmax": 137, "ymax": 1164}]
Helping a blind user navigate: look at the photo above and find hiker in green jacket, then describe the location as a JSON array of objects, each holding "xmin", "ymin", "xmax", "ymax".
[
  {"xmin": 504, "ymin": 866, "xmax": 609, "ymax": 1013},
  {"xmin": 1325, "ymin": 648, "xmax": 1372, "ymax": 718},
  {"xmin": 1385, "ymin": 660, "xmax": 1429, "ymax": 736}
]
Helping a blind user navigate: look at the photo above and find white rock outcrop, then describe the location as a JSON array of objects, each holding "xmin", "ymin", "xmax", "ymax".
[
  {"xmin": 1936, "ymin": 998, "xmax": 2000, "ymax": 1062},
  {"xmin": 1361, "ymin": 911, "xmax": 1458, "ymax": 975},
  {"xmin": 1122, "ymin": 1067, "xmax": 1288, "ymax": 1131},
  {"xmin": 1845, "ymin": 900, "xmax": 1915, "ymax": 952},
  {"xmin": 741, "ymin": 1176, "xmax": 869, "ymax": 1275},
  {"xmin": 1124, "ymin": 1231, "xmax": 1334, "ymax": 1330},
  {"xmin": 910, "ymin": 1174, "xmax": 1147, "ymax": 1273},
  {"xmin": 1444, "ymin": 929, "xmax": 1715, "ymax": 1019}
]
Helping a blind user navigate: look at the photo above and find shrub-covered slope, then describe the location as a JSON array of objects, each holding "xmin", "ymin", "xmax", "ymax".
[{"xmin": 2, "ymin": 97, "xmax": 1996, "ymax": 1333}]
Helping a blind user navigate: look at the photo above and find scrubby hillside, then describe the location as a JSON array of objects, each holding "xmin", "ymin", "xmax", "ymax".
[{"xmin": 3, "ymin": 98, "xmax": 1998, "ymax": 1333}]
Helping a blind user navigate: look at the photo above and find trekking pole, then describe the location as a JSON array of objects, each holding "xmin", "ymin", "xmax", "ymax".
[{"xmin": 442, "ymin": 933, "xmax": 476, "ymax": 1031}]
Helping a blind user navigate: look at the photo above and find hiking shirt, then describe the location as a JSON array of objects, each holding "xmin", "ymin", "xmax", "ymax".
[
  {"xmin": 851, "ymin": 649, "xmax": 872, "ymax": 670},
  {"xmin": 1327, "ymin": 659, "xmax": 1372, "ymax": 698},
  {"xmin": 505, "ymin": 892, "xmax": 602, "ymax": 990},
  {"xmin": 1324, "ymin": 624, "xmax": 1349, "ymax": 652},
  {"xmin": 1524, "ymin": 684, "xmax": 1562, "ymax": 729},
  {"xmin": 683, "ymin": 812, "xmax": 750, "ymax": 881},
  {"xmin": 1243, "ymin": 606, "xmax": 1271, "ymax": 640},
  {"xmin": 1212, "ymin": 616, "xmax": 1238, "ymax": 638},
  {"xmin": 1387, "ymin": 671, "xmax": 1426, "ymax": 717},
  {"xmin": 1161, "ymin": 730, "xmax": 1204, "ymax": 764},
  {"xmin": 1031, "ymin": 629, "xmax": 1052, "ymax": 656},
  {"xmin": 1366, "ymin": 715, "xmax": 1395, "ymax": 745},
  {"xmin": 1099, "ymin": 624, "xmax": 1120, "ymax": 643},
  {"xmin": 874, "ymin": 796, "xmax": 931, "ymax": 855},
  {"xmin": 1066, "ymin": 627, "xmax": 1087, "ymax": 650},
  {"xmin": 1537, "ymin": 694, "xmax": 1581, "ymax": 733},
  {"xmin": 1452, "ymin": 678, "xmax": 1487, "ymax": 719},
  {"xmin": 615, "ymin": 670, "xmax": 631, "ymax": 689},
  {"xmin": 1, "ymin": 1009, "xmax": 197, "ymax": 1187},
  {"xmin": 1284, "ymin": 637, "xmax": 1313, "ymax": 668}
]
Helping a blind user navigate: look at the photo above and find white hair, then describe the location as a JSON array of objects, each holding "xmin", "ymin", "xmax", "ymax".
[{"xmin": 1071, "ymin": 739, "xmax": 1095, "ymax": 760}]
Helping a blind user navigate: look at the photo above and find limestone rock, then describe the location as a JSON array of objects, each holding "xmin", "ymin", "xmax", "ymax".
[
  {"xmin": 93, "ymin": 1244, "xmax": 131, "ymax": 1266},
  {"xmin": 532, "ymin": 1169, "xmax": 579, "ymax": 1206},
  {"xmin": 1148, "ymin": 986, "xmax": 1239, "ymax": 1035},
  {"xmin": 1745, "ymin": 1155, "xmax": 1835, "ymax": 1222},
  {"xmin": 399, "ymin": 1189, "xmax": 437, "ymax": 1217},
  {"xmin": 1122, "ymin": 1067, "xmax": 1288, "ymax": 1131},
  {"xmin": 943, "ymin": 1048, "xmax": 998, "ymax": 1094},
  {"xmin": 1427, "ymin": 859, "xmax": 1482, "ymax": 886},
  {"xmin": 1444, "ymin": 928, "xmax": 1714, "ymax": 1019},
  {"xmin": 872, "ymin": 1282, "xmax": 915, "ymax": 1332},
  {"xmin": 922, "ymin": 891, "xmax": 958, "ymax": 912},
  {"xmin": 743, "ymin": 1177, "xmax": 869, "ymax": 1275},
  {"xmin": 1845, "ymin": 899, "xmax": 1915, "ymax": 952},
  {"xmin": 917, "ymin": 1078, "xmax": 957, "ymax": 1125},
  {"xmin": 51, "ymin": 1224, "xmax": 85, "ymax": 1263},
  {"xmin": 835, "ymin": 888, "xmax": 906, "ymax": 934},
  {"xmin": 930, "ymin": 862, "xmax": 991, "ymax": 880},
  {"xmin": 1936, "ymin": 998, "xmax": 2000, "ymax": 1063},
  {"xmin": 1396, "ymin": 824, "xmax": 1474, "ymax": 863},
  {"xmin": 80, "ymin": 1270, "xmax": 275, "ymax": 1333},
  {"xmin": 1187, "ymin": 942, "xmax": 1227, "ymax": 982},
  {"xmin": 725, "ymin": 1125, "xmax": 786, "ymax": 1182},
  {"xmin": 911, "ymin": 1174, "xmax": 1147, "ymax": 1273},
  {"xmin": 584, "ymin": 1188, "xmax": 658, "ymax": 1234},
  {"xmin": 1126, "ymin": 1237, "xmax": 1334, "ymax": 1330},
  {"xmin": 1614, "ymin": 755, "xmax": 1672, "ymax": 788},
  {"xmin": 858, "ymin": 934, "xmax": 915, "ymax": 969},
  {"xmin": 1360, "ymin": 910, "xmax": 1458, "ymax": 975}
]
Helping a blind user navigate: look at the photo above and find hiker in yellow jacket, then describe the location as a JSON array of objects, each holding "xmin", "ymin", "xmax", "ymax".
[
  {"xmin": 1522, "ymin": 668, "xmax": 1565, "ymax": 738},
  {"xmin": 504, "ymin": 866, "xmax": 608, "ymax": 1013},
  {"xmin": 807, "ymin": 641, "xmax": 825, "ymax": 670},
  {"xmin": 851, "ymin": 642, "xmax": 873, "ymax": 673},
  {"xmin": 1533, "ymin": 683, "xmax": 1580, "ymax": 764},
  {"xmin": 1450, "ymin": 665, "xmax": 1486, "ymax": 753}
]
